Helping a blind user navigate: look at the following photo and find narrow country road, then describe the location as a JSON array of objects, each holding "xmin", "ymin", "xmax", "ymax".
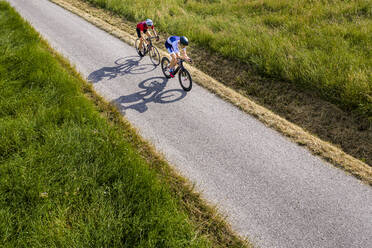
[{"xmin": 8, "ymin": 0, "xmax": 372, "ymax": 247}]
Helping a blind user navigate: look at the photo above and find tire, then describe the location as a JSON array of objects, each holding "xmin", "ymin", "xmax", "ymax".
[
  {"xmin": 135, "ymin": 38, "xmax": 145, "ymax": 57},
  {"xmin": 149, "ymin": 46, "xmax": 160, "ymax": 66},
  {"xmin": 161, "ymin": 57, "xmax": 172, "ymax": 78},
  {"xmin": 178, "ymin": 69, "xmax": 192, "ymax": 91}
]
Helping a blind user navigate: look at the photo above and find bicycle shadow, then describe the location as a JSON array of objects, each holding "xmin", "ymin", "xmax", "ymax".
[
  {"xmin": 112, "ymin": 77, "xmax": 187, "ymax": 114},
  {"xmin": 87, "ymin": 56, "xmax": 156, "ymax": 83}
]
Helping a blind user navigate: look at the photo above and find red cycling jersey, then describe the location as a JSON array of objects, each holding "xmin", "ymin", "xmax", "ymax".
[{"xmin": 136, "ymin": 21, "xmax": 154, "ymax": 31}]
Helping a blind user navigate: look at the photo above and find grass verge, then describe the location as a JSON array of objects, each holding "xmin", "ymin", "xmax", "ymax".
[
  {"xmin": 48, "ymin": 0, "xmax": 372, "ymax": 186},
  {"xmin": 0, "ymin": 2, "xmax": 250, "ymax": 247}
]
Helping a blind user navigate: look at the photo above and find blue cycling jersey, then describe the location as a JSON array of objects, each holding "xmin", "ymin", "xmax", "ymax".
[{"xmin": 165, "ymin": 36, "xmax": 186, "ymax": 54}]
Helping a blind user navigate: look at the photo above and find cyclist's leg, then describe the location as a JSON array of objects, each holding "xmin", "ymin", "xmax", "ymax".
[
  {"xmin": 143, "ymin": 29, "xmax": 150, "ymax": 45},
  {"xmin": 165, "ymin": 41, "xmax": 174, "ymax": 60},
  {"xmin": 165, "ymin": 41, "xmax": 176, "ymax": 70},
  {"xmin": 168, "ymin": 53, "xmax": 177, "ymax": 77},
  {"xmin": 145, "ymin": 31, "xmax": 152, "ymax": 49},
  {"xmin": 136, "ymin": 27, "xmax": 141, "ymax": 39},
  {"xmin": 137, "ymin": 28, "xmax": 145, "ymax": 55},
  {"xmin": 169, "ymin": 53, "xmax": 177, "ymax": 70}
]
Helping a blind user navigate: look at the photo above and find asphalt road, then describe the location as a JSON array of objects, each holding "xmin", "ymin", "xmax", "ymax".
[{"xmin": 8, "ymin": 0, "xmax": 372, "ymax": 247}]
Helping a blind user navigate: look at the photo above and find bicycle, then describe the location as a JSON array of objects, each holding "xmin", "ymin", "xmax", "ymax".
[
  {"xmin": 135, "ymin": 36, "xmax": 160, "ymax": 66},
  {"xmin": 161, "ymin": 57, "xmax": 193, "ymax": 92}
]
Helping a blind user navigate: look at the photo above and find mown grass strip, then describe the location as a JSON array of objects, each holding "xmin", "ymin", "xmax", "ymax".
[{"xmin": 0, "ymin": 2, "xmax": 249, "ymax": 247}]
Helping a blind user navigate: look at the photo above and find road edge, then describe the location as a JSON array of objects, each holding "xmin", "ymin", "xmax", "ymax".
[
  {"xmin": 49, "ymin": 0, "xmax": 372, "ymax": 186},
  {"xmin": 31, "ymin": 13, "xmax": 253, "ymax": 248}
]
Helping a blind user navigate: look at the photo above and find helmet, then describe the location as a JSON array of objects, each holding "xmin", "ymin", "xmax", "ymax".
[
  {"xmin": 180, "ymin": 36, "xmax": 189, "ymax": 46},
  {"xmin": 145, "ymin": 19, "xmax": 153, "ymax": 26}
]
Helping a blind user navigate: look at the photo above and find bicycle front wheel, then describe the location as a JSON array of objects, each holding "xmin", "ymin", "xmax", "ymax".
[
  {"xmin": 161, "ymin": 57, "xmax": 172, "ymax": 78},
  {"xmin": 149, "ymin": 46, "xmax": 160, "ymax": 66},
  {"xmin": 179, "ymin": 69, "xmax": 192, "ymax": 91}
]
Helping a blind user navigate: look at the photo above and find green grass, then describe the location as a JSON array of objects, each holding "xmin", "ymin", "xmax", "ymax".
[
  {"xmin": 0, "ymin": 2, "xmax": 214, "ymax": 246},
  {"xmin": 84, "ymin": 0, "xmax": 371, "ymax": 120}
]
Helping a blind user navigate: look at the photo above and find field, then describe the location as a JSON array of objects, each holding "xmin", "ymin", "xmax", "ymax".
[
  {"xmin": 0, "ymin": 2, "xmax": 247, "ymax": 247},
  {"xmin": 85, "ymin": 0, "xmax": 372, "ymax": 119},
  {"xmin": 74, "ymin": 0, "xmax": 372, "ymax": 165}
]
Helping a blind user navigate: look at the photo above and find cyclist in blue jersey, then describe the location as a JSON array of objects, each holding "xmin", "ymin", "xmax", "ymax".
[{"xmin": 164, "ymin": 36, "xmax": 191, "ymax": 77}]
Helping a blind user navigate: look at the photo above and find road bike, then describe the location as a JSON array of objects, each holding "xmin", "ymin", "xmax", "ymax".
[
  {"xmin": 135, "ymin": 36, "xmax": 160, "ymax": 66},
  {"xmin": 161, "ymin": 57, "xmax": 193, "ymax": 92}
]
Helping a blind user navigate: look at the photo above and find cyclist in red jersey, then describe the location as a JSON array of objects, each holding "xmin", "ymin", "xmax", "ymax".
[{"xmin": 136, "ymin": 19, "xmax": 159, "ymax": 56}]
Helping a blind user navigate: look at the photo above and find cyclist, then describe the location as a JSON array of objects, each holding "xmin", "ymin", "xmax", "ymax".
[
  {"xmin": 136, "ymin": 19, "xmax": 159, "ymax": 56},
  {"xmin": 164, "ymin": 36, "xmax": 191, "ymax": 78}
]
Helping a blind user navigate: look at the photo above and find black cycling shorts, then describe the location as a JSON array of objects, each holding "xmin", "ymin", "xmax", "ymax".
[{"xmin": 136, "ymin": 28, "xmax": 147, "ymax": 38}]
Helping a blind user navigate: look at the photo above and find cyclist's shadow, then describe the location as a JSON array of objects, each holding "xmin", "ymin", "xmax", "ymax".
[
  {"xmin": 88, "ymin": 56, "xmax": 156, "ymax": 83},
  {"xmin": 112, "ymin": 77, "xmax": 186, "ymax": 114}
]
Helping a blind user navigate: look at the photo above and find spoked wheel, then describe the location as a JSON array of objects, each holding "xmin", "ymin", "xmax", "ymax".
[
  {"xmin": 179, "ymin": 69, "xmax": 192, "ymax": 91},
  {"xmin": 149, "ymin": 46, "xmax": 160, "ymax": 66},
  {"xmin": 161, "ymin": 57, "xmax": 172, "ymax": 78},
  {"xmin": 135, "ymin": 38, "xmax": 145, "ymax": 57}
]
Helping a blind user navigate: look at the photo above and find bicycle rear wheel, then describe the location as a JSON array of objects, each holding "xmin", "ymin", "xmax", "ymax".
[
  {"xmin": 179, "ymin": 69, "xmax": 192, "ymax": 91},
  {"xmin": 149, "ymin": 46, "xmax": 160, "ymax": 66},
  {"xmin": 135, "ymin": 38, "xmax": 145, "ymax": 57},
  {"xmin": 161, "ymin": 57, "xmax": 172, "ymax": 78}
]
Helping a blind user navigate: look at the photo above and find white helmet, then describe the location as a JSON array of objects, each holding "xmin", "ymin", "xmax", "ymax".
[{"xmin": 146, "ymin": 19, "xmax": 153, "ymax": 26}]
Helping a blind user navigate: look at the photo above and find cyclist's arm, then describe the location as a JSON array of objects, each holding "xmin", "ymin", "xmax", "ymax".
[
  {"xmin": 180, "ymin": 48, "xmax": 190, "ymax": 61},
  {"xmin": 152, "ymin": 27, "xmax": 158, "ymax": 37},
  {"xmin": 141, "ymin": 31, "xmax": 150, "ymax": 44}
]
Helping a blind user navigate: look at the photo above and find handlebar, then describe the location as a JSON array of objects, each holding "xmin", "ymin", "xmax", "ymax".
[
  {"xmin": 146, "ymin": 36, "xmax": 160, "ymax": 41},
  {"xmin": 178, "ymin": 58, "xmax": 192, "ymax": 64}
]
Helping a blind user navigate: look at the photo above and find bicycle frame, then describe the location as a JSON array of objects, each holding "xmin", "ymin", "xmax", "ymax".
[
  {"xmin": 172, "ymin": 59, "xmax": 185, "ymax": 75},
  {"xmin": 141, "ymin": 37, "xmax": 158, "ymax": 55}
]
